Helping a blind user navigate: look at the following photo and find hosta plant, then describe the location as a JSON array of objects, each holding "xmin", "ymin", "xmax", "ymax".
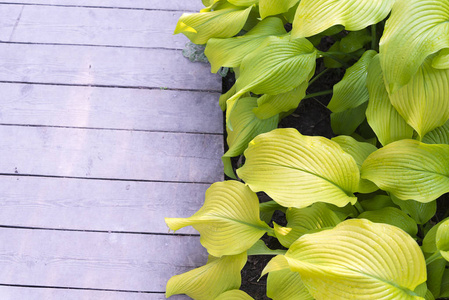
[{"xmin": 166, "ymin": 0, "xmax": 449, "ymax": 299}]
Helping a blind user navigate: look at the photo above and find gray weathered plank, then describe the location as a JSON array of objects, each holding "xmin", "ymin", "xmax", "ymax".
[
  {"xmin": 0, "ymin": 287, "xmax": 190, "ymax": 300},
  {"xmin": 0, "ymin": 43, "xmax": 220, "ymax": 91},
  {"xmin": 1, "ymin": 5, "xmax": 190, "ymax": 49},
  {"xmin": 0, "ymin": 228, "xmax": 208, "ymax": 292},
  {"xmin": 0, "ymin": 126, "xmax": 223, "ymax": 183},
  {"xmin": 0, "ymin": 0, "xmax": 205, "ymax": 11},
  {"xmin": 0, "ymin": 175, "xmax": 207, "ymax": 234},
  {"xmin": 0, "ymin": 5, "xmax": 23, "ymax": 41},
  {"xmin": 0, "ymin": 83, "xmax": 222, "ymax": 134}
]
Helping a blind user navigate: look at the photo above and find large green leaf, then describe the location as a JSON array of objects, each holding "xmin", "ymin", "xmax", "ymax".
[
  {"xmin": 223, "ymin": 97, "xmax": 279, "ymax": 178},
  {"xmin": 331, "ymin": 135, "xmax": 378, "ymax": 193},
  {"xmin": 263, "ymin": 219, "xmax": 427, "ymax": 300},
  {"xmin": 267, "ymin": 269, "xmax": 313, "ymax": 300},
  {"xmin": 237, "ymin": 128, "xmax": 360, "ymax": 208},
  {"xmin": 259, "ymin": 0, "xmax": 299, "ymax": 19},
  {"xmin": 366, "ymin": 55, "xmax": 414, "ymax": 146},
  {"xmin": 165, "ymin": 181, "xmax": 272, "ymax": 257},
  {"xmin": 327, "ymin": 50, "xmax": 377, "ymax": 113},
  {"xmin": 379, "ymin": 0, "xmax": 449, "ymax": 93},
  {"xmin": 358, "ymin": 207, "xmax": 418, "ymax": 237},
  {"xmin": 423, "ymin": 120, "xmax": 449, "ymax": 145},
  {"xmin": 436, "ymin": 219, "xmax": 449, "ymax": 262},
  {"xmin": 388, "ymin": 58, "xmax": 449, "ymax": 138},
  {"xmin": 422, "ymin": 218, "xmax": 449, "ymax": 254},
  {"xmin": 361, "ymin": 140, "xmax": 449, "ymax": 203},
  {"xmin": 174, "ymin": 3, "xmax": 252, "ymax": 44},
  {"xmin": 433, "ymin": 48, "xmax": 449, "ymax": 69},
  {"xmin": 166, "ymin": 253, "xmax": 247, "ymax": 300},
  {"xmin": 391, "ymin": 195, "xmax": 436, "ymax": 225},
  {"xmin": 291, "ymin": 0, "xmax": 395, "ymax": 39},
  {"xmin": 205, "ymin": 17, "xmax": 287, "ymax": 73},
  {"xmin": 330, "ymin": 102, "xmax": 368, "ymax": 135},
  {"xmin": 214, "ymin": 289, "xmax": 254, "ymax": 300}
]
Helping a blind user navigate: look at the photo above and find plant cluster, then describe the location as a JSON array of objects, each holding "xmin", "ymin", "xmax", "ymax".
[{"xmin": 166, "ymin": 0, "xmax": 449, "ymax": 299}]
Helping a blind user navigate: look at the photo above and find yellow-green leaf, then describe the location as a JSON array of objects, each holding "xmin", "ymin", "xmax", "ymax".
[
  {"xmin": 388, "ymin": 58, "xmax": 449, "ymax": 138},
  {"xmin": 165, "ymin": 181, "xmax": 272, "ymax": 257},
  {"xmin": 422, "ymin": 218, "xmax": 449, "ymax": 254},
  {"xmin": 247, "ymin": 240, "xmax": 286, "ymax": 256},
  {"xmin": 358, "ymin": 207, "xmax": 418, "ymax": 236},
  {"xmin": 291, "ymin": 0, "xmax": 395, "ymax": 39},
  {"xmin": 330, "ymin": 102, "xmax": 368, "ymax": 135},
  {"xmin": 327, "ymin": 50, "xmax": 377, "ymax": 113},
  {"xmin": 339, "ymin": 29, "xmax": 372, "ymax": 53},
  {"xmin": 205, "ymin": 17, "xmax": 287, "ymax": 73},
  {"xmin": 223, "ymin": 97, "xmax": 279, "ymax": 178},
  {"xmin": 259, "ymin": 0, "xmax": 299, "ymax": 19},
  {"xmin": 274, "ymin": 203, "xmax": 341, "ymax": 248},
  {"xmin": 174, "ymin": 3, "xmax": 252, "ymax": 44},
  {"xmin": 361, "ymin": 140, "xmax": 449, "ymax": 203},
  {"xmin": 391, "ymin": 195, "xmax": 436, "ymax": 225},
  {"xmin": 267, "ymin": 269, "xmax": 313, "ymax": 300},
  {"xmin": 263, "ymin": 219, "xmax": 427, "ymax": 300},
  {"xmin": 331, "ymin": 135, "xmax": 378, "ymax": 193},
  {"xmin": 423, "ymin": 120, "xmax": 449, "ymax": 145},
  {"xmin": 228, "ymin": 0, "xmax": 257, "ymax": 6},
  {"xmin": 436, "ymin": 219, "xmax": 449, "ymax": 262},
  {"xmin": 166, "ymin": 253, "xmax": 247, "ymax": 300},
  {"xmin": 237, "ymin": 128, "xmax": 360, "ymax": 208},
  {"xmin": 215, "ymin": 289, "xmax": 254, "ymax": 300},
  {"xmin": 366, "ymin": 55, "xmax": 414, "ymax": 146},
  {"xmin": 379, "ymin": 0, "xmax": 449, "ymax": 93},
  {"xmin": 432, "ymin": 48, "xmax": 449, "ymax": 69}
]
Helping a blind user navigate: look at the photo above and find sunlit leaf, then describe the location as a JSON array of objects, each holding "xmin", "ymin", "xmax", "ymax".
[
  {"xmin": 391, "ymin": 195, "xmax": 436, "ymax": 225},
  {"xmin": 436, "ymin": 219, "xmax": 449, "ymax": 262},
  {"xmin": 259, "ymin": 0, "xmax": 299, "ymax": 19},
  {"xmin": 432, "ymin": 48, "xmax": 449, "ymax": 69},
  {"xmin": 331, "ymin": 102, "xmax": 368, "ymax": 135},
  {"xmin": 379, "ymin": 0, "xmax": 449, "ymax": 93},
  {"xmin": 358, "ymin": 207, "xmax": 418, "ymax": 236},
  {"xmin": 267, "ymin": 269, "xmax": 313, "ymax": 300},
  {"xmin": 331, "ymin": 135, "xmax": 378, "ymax": 193},
  {"xmin": 423, "ymin": 120, "xmax": 449, "ymax": 145},
  {"xmin": 214, "ymin": 289, "xmax": 254, "ymax": 300},
  {"xmin": 205, "ymin": 17, "xmax": 287, "ymax": 73},
  {"xmin": 174, "ymin": 3, "xmax": 252, "ymax": 44},
  {"xmin": 361, "ymin": 140, "xmax": 449, "ymax": 203},
  {"xmin": 291, "ymin": 0, "xmax": 395, "ymax": 39},
  {"xmin": 263, "ymin": 219, "xmax": 427, "ymax": 300},
  {"xmin": 388, "ymin": 58, "xmax": 449, "ymax": 138},
  {"xmin": 366, "ymin": 55, "xmax": 414, "ymax": 146},
  {"xmin": 165, "ymin": 181, "xmax": 272, "ymax": 257},
  {"xmin": 327, "ymin": 50, "xmax": 377, "ymax": 113},
  {"xmin": 247, "ymin": 240, "xmax": 286, "ymax": 256},
  {"xmin": 237, "ymin": 128, "xmax": 360, "ymax": 208},
  {"xmin": 166, "ymin": 253, "xmax": 247, "ymax": 300},
  {"xmin": 422, "ymin": 218, "xmax": 449, "ymax": 254},
  {"xmin": 228, "ymin": 0, "xmax": 257, "ymax": 6},
  {"xmin": 223, "ymin": 97, "xmax": 279, "ymax": 178}
]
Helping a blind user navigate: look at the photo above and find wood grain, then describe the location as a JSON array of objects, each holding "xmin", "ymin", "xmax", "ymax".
[
  {"xmin": 0, "ymin": 43, "xmax": 221, "ymax": 91},
  {"xmin": 0, "ymin": 83, "xmax": 222, "ymax": 134},
  {"xmin": 0, "ymin": 175, "xmax": 208, "ymax": 234},
  {"xmin": 0, "ymin": 126, "xmax": 223, "ymax": 183},
  {"xmin": 0, "ymin": 228, "xmax": 208, "ymax": 292},
  {"xmin": 2, "ymin": 5, "xmax": 191, "ymax": 49},
  {"xmin": 0, "ymin": 0, "xmax": 205, "ymax": 11}
]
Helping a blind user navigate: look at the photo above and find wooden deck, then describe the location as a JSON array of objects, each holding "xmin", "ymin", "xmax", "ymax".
[{"xmin": 0, "ymin": 1, "xmax": 223, "ymax": 299}]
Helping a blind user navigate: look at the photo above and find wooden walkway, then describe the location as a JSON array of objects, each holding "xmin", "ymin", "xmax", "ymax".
[{"xmin": 0, "ymin": 1, "xmax": 223, "ymax": 299}]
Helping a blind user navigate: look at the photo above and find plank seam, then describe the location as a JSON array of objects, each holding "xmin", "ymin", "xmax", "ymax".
[
  {"xmin": 0, "ymin": 80, "xmax": 221, "ymax": 93},
  {"xmin": 0, "ymin": 2, "xmax": 198, "ymax": 12},
  {"xmin": 0, "ymin": 283, "xmax": 166, "ymax": 294},
  {"xmin": 0, "ymin": 225, "xmax": 200, "ymax": 237},
  {"xmin": 0, "ymin": 173, "xmax": 219, "ymax": 185},
  {"xmin": 0, "ymin": 123, "xmax": 223, "ymax": 136}
]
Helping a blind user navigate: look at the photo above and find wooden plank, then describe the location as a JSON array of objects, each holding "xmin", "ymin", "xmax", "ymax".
[
  {"xmin": 0, "ymin": 0, "xmax": 205, "ymax": 11},
  {"xmin": 0, "ymin": 126, "xmax": 223, "ymax": 183},
  {"xmin": 0, "ymin": 83, "xmax": 222, "ymax": 134},
  {"xmin": 0, "ymin": 43, "xmax": 221, "ymax": 91},
  {"xmin": 0, "ymin": 5, "xmax": 23, "ymax": 41},
  {"xmin": 2, "ymin": 5, "xmax": 190, "ymax": 49},
  {"xmin": 0, "ymin": 286, "xmax": 190, "ymax": 300},
  {"xmin": 0, "ymin": 228, "xmax": 208, "ymax": 292},
  {"xmin": 0, "ymin": 175, "xmax": 207, "ymax": 234}
]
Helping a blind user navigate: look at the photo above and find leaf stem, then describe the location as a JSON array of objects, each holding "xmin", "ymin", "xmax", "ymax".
[
  {"xmin": 425, "ymin": 251, "xmax": 443, "ymax": 265},
  {"xmin": 309, "ymin": 68, "xmax": 329, "ymax": 86},
  {"xmin": 354, "ymin": 202, "xmax": 364, "ymax": 215},
  {"xmin": 303, "ymin": 90, "xmax": 333, "ymax": 100}
]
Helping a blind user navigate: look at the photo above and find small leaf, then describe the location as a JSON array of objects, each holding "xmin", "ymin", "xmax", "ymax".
[
  {"xmin": 259, "ymin": 200, "xmax": 285, "ymax": 224},
  {"xmin": 264, "ymin": 219, "xmax": 427, "ymax": 300},
  {"xmin": 366, "ymin": 55, "xmax": 414, "ymax": 146},
  {"xmin": 267, "ymin": 269, "xmax": 313, "ymax": 300},
  {"xmin": 360, "ymin": 195, "xmax": 397, "ymax": 211},
  {"xmin": 426, "ymin": 257, "xmax": 446, "ymax": 298},
  {"xmin": 339, "ymin": 29, "xmax": 372, "ymax": 53},
  {"xmin": 436, "ymin": 219, "xmax": 449, "ymax": 262},
  {"xmin": 423, "ymin": 120, "xmax": 449, "ymax": 145},
  {"xmin": 391, "ymin": 195, "xmax": 436, "ymax": 225},
  {"xmin": 165, "ymin": 181, "xmax": 272, "ymax": 257},
  {"xmin": 166, "ymin": 253, "xmax": 247, "ymax": 300},
  {"xmin": 422, "ymin": 218, "xmax": 449, "ymax": 254},
  {"xmin": 358, "ymin": 207, "xmax": 418, "ymax": 237},
  {"xmin": 259, "ymin": 0, "xmax": 299, "ymax": 19},
  {"xmin": 174, "ymin": 3, "xmax": 252, "ymax": 44},
  {"xmin": 291, "ymin": 0, "xmax": 395, "ymax": 39},
  {"xmin": 331, "ymin": 102, "xmax": 368, "ymax": 136},
  {"xmin": 237, "ymin": 128, "xmax": 360, "ymax": 208},
  {"xmin": 247, "ymin": 240, "xmax": 286, "ymax": 256},
  {"xmin": 327, "ymin": 50, "xmax": 377, "ymax": 113},
  {"xmin": 361, "ymin": 140, "xmax": 449, "ymax": 203},
  {"xmin": 214, "ymin": 289, "xmax": 254, "ymax": 300},
  {"xmin": 205, "ymin": 17, "xmax": 287, "ymax": 73}
]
